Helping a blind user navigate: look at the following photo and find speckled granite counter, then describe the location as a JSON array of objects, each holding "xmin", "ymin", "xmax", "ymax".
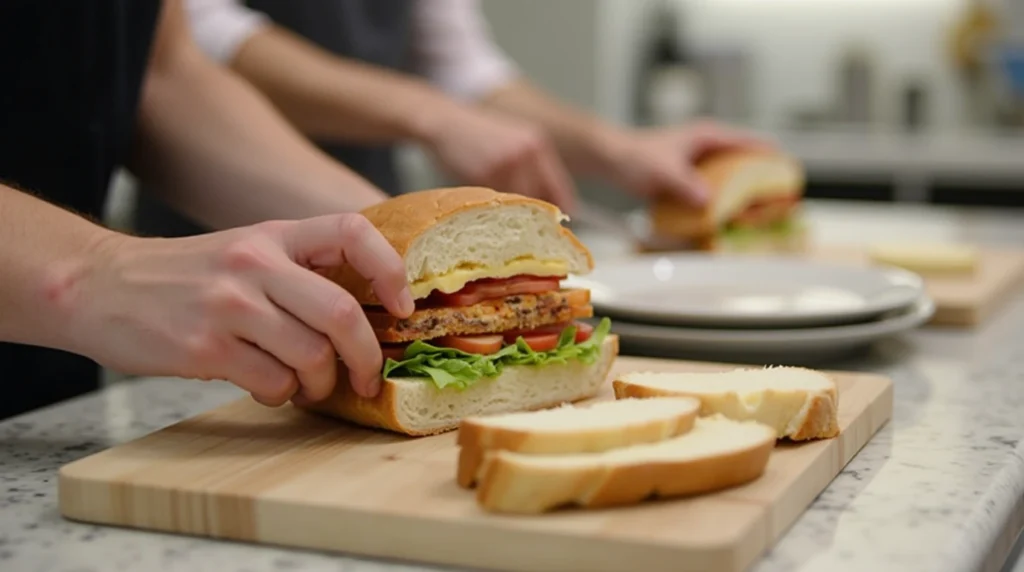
[{"xmin": 3, "ymin": 201, "xmax": 1024, "ymax": 572}]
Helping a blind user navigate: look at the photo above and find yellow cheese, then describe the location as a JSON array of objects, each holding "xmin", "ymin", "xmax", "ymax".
[
  {"xmin": 867, "ymin": 243, "xmax": 978, "ymax": 275},
  {"xmin": 410, "ymin": 259, "xmax": 570, "ymax": 299}
]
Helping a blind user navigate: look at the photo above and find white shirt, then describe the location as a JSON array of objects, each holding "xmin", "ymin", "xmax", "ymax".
[{"xmin": 184, "ymin": 0, "xmax": 519, "ymax": 101}]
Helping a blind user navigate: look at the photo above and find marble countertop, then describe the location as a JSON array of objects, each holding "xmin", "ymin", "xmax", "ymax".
[{"xmin": 3, "ymin": 200, "xmax": 1024, "ymax": 572}]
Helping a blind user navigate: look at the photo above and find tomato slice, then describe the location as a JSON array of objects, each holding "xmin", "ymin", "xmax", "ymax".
[
  {"xmin": 731, "ymin": 195, "xmax": 798, "ymax": 227},
  {"xmin": 434, "ymin": 334, "xmax": 504, "ymax": 355},
  {"xmin": 503, "ymin": 321, "xmax": 594, "ymax": 349},
  {"xmin": 434, "ymin": 275, "xmax": 564, "ymax": 307},
  {"xmin": 517, "ymin": 332, "xmax": 560, "ymax": 352},
  {"xmin": 381, "ymin": 345, "xmax": 409, "ymax": 361},
  {"xmin": 573, "ymin": 321, "xmax": 595, "ymax": 343}
]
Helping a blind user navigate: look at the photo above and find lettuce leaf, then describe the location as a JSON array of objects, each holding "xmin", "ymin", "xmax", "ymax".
[{"xmin": 381, "ymin": 318, "xmax": 613, "ymax": 391}]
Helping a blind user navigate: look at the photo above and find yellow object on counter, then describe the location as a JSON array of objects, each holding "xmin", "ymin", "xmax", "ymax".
[{"xmin": 867, "ymin": 243, "xmax": 979, "ymax": 276}]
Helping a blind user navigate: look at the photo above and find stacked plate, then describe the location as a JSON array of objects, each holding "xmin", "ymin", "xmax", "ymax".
[{"xmin": 566, "ymin": 254, "xmax": 935, "ymax": 364}]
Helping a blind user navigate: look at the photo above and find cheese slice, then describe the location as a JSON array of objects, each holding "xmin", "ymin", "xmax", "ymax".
[
  {"xmin": 409, "ymin": 259, "xmax": 570, "ymax": 299},
  {"xmin": 867, "ymin": 243, "xmax": 978, "ymax": 275}
]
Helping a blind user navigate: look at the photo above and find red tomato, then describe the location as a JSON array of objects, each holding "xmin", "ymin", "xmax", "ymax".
[
  {"xmin": 502, "ymin": 321, "xmax": 594, "ymax": 350},
  {"xmin": 381, "ymin": 345, "xmax": 408, "ymax": 361},
  {"xmin": 573, "ymin": 321, "xmax": 595, "ymax": 343},
  {"xmin": 517, "ymin": 333, "xmax": 560, "ymax": 352},
  {"xmin": 435, "ymin": 275, "xmax": 564, "ymax": 307},
  {"xmin": 434, "ymin": 334, "xmax": 504, "ymax": 355},
  {"xmin": 731, "ymin": 195, "xmax": 798, "ymax": 227}
]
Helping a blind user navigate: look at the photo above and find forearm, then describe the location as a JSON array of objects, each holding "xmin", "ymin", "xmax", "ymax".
[
  {"xmin": 481, "ymin": 79, "xmax": 629, "ymax": 181},
  {"xmin": 130, "ymin": 25, "xmax": 387, "ymax": 230},
  {"xmin": 229, "ymin": 26, "xmax": 457, "ymax": 145},
  {"xmin": 0, "ymin": 184, "xmax": 119, "ymax": 352}
]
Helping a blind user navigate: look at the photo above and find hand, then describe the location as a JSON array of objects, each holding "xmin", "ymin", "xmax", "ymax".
[
  {"xmin": 422, "ymin": 104, "xmax": 578, "ymax": 213},
  {"xmin": 68, "ymin": 214, "xmax": 413, "ymax": 405},
  {"xmin": 606, "ymin": 119, "xmax": 777, "ymax": 206}
]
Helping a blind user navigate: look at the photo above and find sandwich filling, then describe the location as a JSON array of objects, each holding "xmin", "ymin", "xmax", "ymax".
[{"xmin": 367, "ymin": 274, "xmax": 611, "ymax": 390}]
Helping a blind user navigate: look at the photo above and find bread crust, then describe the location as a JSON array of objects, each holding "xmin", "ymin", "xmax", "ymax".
[
  {"xmin": 474, "ymin": 420, "xmax": 776, "ymax": 514},
  {"xmin": 298, "ymin": 335, "xmax": 620, "ymax": 437},
  {"xmin": 648, "ymin": 149, "xmax": 802, "ymax": 243},
  {"xmin": 455, "ymin": 398, "xmax": 700, "ymax": 488},
  {"xmin": 320, "ymin": 187, "xmax": 594, "ymax": 305},
  {"xmin": 611, "ymin": 369, "xmax": 840, "ymax": 441}
]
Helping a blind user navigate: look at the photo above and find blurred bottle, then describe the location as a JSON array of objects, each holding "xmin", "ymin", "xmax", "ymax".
[
  {"xmin": 835, "ymin": 43, "xmax": 877, "ymax": 127},
  {"xmin": 634, "ymin": 0, "xmax": 703, "ymax": 127}
]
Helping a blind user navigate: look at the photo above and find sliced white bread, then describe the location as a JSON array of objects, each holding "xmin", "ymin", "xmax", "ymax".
[
  {"xmin": 613, "ymin": 366, "xmax": 839, "ymax": 441},
  {"xmin": 301, "ymin": 336, "xmax": 619, "ymax": 436},
  {"xmin": 475, "ymin": 415, "xmax": 776, "ymax": 514},
  {"xmin": 456, "ymin": 396, "xmax": 702, "ymax": 488}
]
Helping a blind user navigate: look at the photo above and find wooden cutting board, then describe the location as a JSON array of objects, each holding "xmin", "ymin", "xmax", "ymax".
[
  {"xmin": 805, "ymin": 246, "xmax": 1024, "ymax": 327},
  {"xmin": 58, "ymin": 358, "xmax": 893, "ymax": 572}
]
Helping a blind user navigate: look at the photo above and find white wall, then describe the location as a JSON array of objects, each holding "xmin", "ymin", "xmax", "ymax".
[{"xmin": 678, "ymin": 0, "xmax": 971, "ymax": 130}]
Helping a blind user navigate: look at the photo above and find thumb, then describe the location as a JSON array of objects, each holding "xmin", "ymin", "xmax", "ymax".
[{"xmin": 655, "ymin": 164, "xmax": 712, "ymax": 207}]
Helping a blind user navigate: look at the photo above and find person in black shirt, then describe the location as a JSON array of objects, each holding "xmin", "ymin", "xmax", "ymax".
[{"xmin": 0, "ymin": 0, "xmax": 415, "ymax": 420}]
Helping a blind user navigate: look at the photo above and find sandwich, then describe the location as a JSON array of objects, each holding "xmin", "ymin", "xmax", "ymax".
[
  {"xmin": 301, "ymin": 186, "xmax": 619, "ymax": 436},
  {"xmin": 646, "ymin": 149, "xmax": 807, "ymax": 253}
]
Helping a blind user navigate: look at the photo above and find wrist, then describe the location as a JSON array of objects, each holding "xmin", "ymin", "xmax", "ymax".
[
  {"xmin": 574, "ymin": 122, "xmax": 637, "ymax": 182},
  {"xmin": 405, "ymin": 96, "xmax": 467, "ymax": 148},
  {"xmin": 43, "ymin": 229, "xmax": 132, "ymax": 357}
]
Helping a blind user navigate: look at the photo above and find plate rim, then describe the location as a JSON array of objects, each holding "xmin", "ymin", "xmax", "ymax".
[{"xmin": 569, "ymin": 252, "xmax": 926, "ymax": 328}]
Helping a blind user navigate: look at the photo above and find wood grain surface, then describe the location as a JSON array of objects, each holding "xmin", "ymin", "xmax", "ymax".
[{"xmin": 59, "ymin": 357, "xmax": 894, "ymax": 572}]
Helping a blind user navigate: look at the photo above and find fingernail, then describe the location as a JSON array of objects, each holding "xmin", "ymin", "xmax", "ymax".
[
  {"xmin": 356, "ymin": 377, "xmax": 381, "ymax": 399},
  {"xmin": 398, "ymin": 288, "xmax": 415, "ymax": 317}
]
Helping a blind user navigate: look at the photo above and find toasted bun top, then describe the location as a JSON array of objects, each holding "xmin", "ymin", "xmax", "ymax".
[
  {"xmin": 323, "ymin": 187, "xmax": 594, "ymax": 305},
  {"xmin": 652, "ymin": 148, "xmax": 805, "ymax": 225}
]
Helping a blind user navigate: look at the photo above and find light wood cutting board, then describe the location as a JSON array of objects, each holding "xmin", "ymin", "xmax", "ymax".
[
  {"xmin": 58, "ymin": 357, "xmax": 893, "ymax": 572},
  {"xmin": 804, "ymin": 246, "xmax": 1024, "ymax": 327}
]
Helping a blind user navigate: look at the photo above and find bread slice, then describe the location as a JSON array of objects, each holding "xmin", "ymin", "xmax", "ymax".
[
  {"xmin": 299, "ymin": 336, "xmax": 619, "ymax": 436},
  {"xmin": 475, "ymin": 415, "xmax": 776, "ymax": 514},
  {"xmin": 456, "ymin": 396, "xmax": 701, "ymax": 488},
  {"xmin": 867, "ymin": 242, "xmax": 978, "ymax": 275},
  {"xmin": 612, "ymin": 366, "xmax": 839, "ymax": 441},
  {"xmin": 322, "ymin": 186, "xmax": 594, "ymax": 305}
]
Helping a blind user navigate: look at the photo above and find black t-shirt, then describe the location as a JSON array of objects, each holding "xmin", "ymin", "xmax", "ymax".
[{"xmin": 0, "ymin": 1, "xmax": 162, "ymax": 420}]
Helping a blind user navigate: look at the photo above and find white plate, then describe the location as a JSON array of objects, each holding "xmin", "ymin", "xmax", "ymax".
[
  {"xmin": 599, "ymin": 295, "xmax": 935, "ymax": 365},
  {"xmin": 566, "ymin": 253, "xmax": 925, "ymax": 328}
]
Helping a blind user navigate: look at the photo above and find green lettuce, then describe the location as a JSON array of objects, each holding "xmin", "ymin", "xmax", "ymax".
[{"xmin": 381, "ymin": 318, "xmax": 613, "ymax": 391}]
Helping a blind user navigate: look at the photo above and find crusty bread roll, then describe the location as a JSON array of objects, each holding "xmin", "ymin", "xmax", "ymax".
[
  {"xmin": 456, "ymin": 396, "xmax": 701, "ymax": 488},
  {"xmin": 613, "ymin": 366, "xmax": 839, "ymax": 441},
  {"xmin": 474, "ymin": 414, "xmax": 776, "ymax": 514},
  {"xmin": 648, "ymin": 149, "xmax": 805, "ymax": 251},
  {"xmin": 323, "ymin": 187, "xmax": 594, "ymax": 305},
  {"xmin": 302, "ymin": 336, "xmax": 619, "ymax": 436}
]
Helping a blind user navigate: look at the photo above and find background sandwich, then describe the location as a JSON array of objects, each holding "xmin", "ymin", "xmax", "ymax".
[
  {"xmin": 302, "ymin": 187, "xmax": 618, "ymax": 436},
  {"xmin": 646, "ymin": 149, "xmax": 807, "ymax": 253}
]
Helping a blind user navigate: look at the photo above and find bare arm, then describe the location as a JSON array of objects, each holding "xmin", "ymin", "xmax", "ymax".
[
  {"xmin": 0, "ymin": 184, "xmax": 119, "ymax": 352},
  {"xmin": 226, "ymin": 26, "xmax": 459, "ymax": 145},
  {"xmin": 480, "ymin": 80, "xmax": 629, "ymax": 182},
  {"xmin": 129, "ymin": 0, "xmax": 387, "ymax": 231}
]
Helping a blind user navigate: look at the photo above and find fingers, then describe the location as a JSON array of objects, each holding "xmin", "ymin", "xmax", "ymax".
[
  {"xmin": 229, "ymin": 297, "xmax": 338, "ymax": 403},
  {"xmin": 219, "ymin": 339, "xmax": 300, "ymax": 407},
  {"xmin": 260, "ymin": 260, "xmax": 384, "ymax": 398},
  {"xmin": 659, "ymin": 164, "xmax": 713, "ymax": 206},
  {"xmin": 689, "ymin": 121, "xmax": 777, "ymax": 158},
  {"xmin": 281, "ymin": 214, "xmax": 413, "ymax": 318},
  {"xmin": 533, "ymin": 144, "xmax": 578, "ymax": 215}
]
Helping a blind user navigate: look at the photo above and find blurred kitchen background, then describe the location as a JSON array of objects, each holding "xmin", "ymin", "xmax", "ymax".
[
  {"xmin": 416, "ymin": 0, "xmax": 1024, "ymax": 212},
  {"xmin": 104, "ymin": 0, "xmax": 1024, "ymax": 225}
]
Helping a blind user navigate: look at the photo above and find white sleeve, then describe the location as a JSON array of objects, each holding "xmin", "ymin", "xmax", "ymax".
[
  {"xmin": 410, "ymin": 0, "xmax": 520, "ymax": 101},
  {"xmin": 183, "ymin": 0, "xmax": 271, "ymax": 63}
]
